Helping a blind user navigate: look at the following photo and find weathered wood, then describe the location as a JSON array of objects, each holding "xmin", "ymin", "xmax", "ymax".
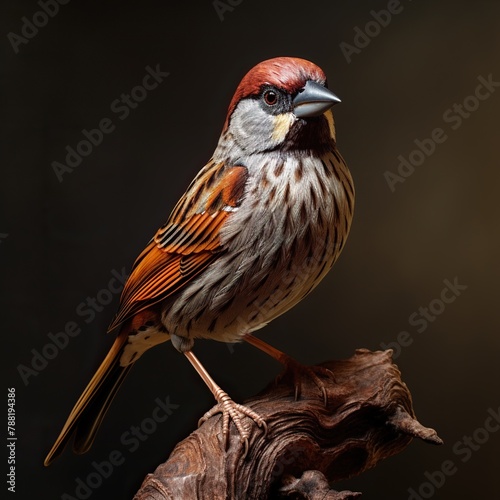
[{"xmin": 134, "ymin": 349, "xmax": 442, "ymax": 499}]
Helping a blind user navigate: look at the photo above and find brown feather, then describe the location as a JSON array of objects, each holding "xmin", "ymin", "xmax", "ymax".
[
  {"xmin": 43, "ymin": 329, "xmax": 130, "ymax": 466},
  {"xmin": 107, "ymin": 163, "xmax": 248, "ymax": 332}
]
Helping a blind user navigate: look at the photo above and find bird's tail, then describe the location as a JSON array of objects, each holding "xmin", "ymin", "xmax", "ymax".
[{"xmin": 44, "ymin": 329, "xmax": 131, "ymax": 466}]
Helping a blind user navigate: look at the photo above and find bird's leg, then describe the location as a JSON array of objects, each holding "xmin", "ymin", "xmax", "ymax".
[
  {"xmin": 243, "ymin": 334, "xmax": 333, "ymax": 404},
  {"xmin": 183, "ymin": 350, "xmax": 267, "ymax": 453}
]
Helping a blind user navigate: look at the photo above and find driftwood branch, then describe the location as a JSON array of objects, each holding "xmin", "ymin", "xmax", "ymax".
[{"xmin": 134, "ymin": 349, "xmax": 442, "ymax": 499}]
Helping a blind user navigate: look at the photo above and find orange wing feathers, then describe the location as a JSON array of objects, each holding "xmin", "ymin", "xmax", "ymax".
[{"xmin": 108, "ymin": 162, "xmax": 248, "ymax": 332}]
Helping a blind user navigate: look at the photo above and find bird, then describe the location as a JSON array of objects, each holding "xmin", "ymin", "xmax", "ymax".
[{"xmin": 44, "ymin": 56, "xmax": 354, "ymax": 466}]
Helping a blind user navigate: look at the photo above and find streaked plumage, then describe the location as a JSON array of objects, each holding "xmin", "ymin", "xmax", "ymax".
[{"xmin": 44, "ymin": 57, "xmax": 354, "ymax": 466}]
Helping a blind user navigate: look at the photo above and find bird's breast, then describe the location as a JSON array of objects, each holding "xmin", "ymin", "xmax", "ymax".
[{"xmin": 162, "ymin": 151, "xmax": 354, "ymax": 343}]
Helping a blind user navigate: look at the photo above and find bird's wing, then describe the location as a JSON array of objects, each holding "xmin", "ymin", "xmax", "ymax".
[{"xmin": 108, "ymin": 161, "xmax": 248, "ymax": 331}]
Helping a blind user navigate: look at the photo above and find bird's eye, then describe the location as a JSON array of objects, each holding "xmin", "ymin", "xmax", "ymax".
[{"xmin": 263, "ymin": 90, "xmax": 278, "ymax": 106}]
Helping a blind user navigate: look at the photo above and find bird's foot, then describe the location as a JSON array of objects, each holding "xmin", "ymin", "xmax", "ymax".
[
  {"xmin": 199, "ymin": 388, "xmax": 267, "ymax": 456},
  {"xmin": 277, "ymin": 357, "xmax": 334, "ymax": 405},
  {"xmin": 242, "ymin": 334, "xmax": 333, "ymax": 405}
]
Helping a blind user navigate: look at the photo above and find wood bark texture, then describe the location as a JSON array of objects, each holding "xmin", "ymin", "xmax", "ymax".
[{"xmin": 134, "ymin": 349, "xmax": 442, "ymax": 499}]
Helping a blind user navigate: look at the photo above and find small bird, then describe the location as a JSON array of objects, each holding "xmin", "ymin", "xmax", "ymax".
[{"xmin": 44, "ymin": 57, "xmax": 354, "ymax": 466}]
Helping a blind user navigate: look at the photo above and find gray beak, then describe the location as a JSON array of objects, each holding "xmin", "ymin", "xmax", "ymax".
[{"xmin": 293, "ymin": 80, "xmax": 341, "ymax": 118}]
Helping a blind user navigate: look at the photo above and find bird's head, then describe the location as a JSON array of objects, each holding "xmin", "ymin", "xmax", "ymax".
[{"xmin": 221, "ymin": 57, "xmax": 340, "ymax": 156}]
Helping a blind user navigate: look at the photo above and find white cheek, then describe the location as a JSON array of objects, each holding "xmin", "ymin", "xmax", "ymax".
[{"xmin": 230, "ymin": 101, "xmax": 276, "ymax": 152}]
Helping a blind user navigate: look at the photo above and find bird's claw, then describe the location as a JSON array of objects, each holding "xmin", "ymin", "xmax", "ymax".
[
  {"xmin": 277, "ymin": 359, "xmax": 333, "ymax": 405},
  {"xmin": 198, "ymin": 390, "xmax": 267, "ymax": 456}
]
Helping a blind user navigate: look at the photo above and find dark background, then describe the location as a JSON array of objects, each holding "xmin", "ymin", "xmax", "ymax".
[{"xmin": 2, "ymin": 0, "xmax": 499, "ymax": 498}]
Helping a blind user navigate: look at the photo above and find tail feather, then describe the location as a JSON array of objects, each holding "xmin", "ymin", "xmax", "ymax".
[
  {"xmin": 73, "ymin": 360, "xmax": 133, "ymax": 454},
  {"xmin": 44, "ymin": 330, "xmax": 131, "ymax": 466}
]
